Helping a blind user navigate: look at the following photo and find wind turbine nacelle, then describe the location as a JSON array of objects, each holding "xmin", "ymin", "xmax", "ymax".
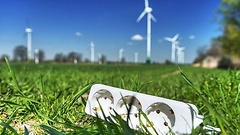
[
  {"xmin": 145, "ymin": 7, "xmax": 152, "ymax": 13},
  {"xmin": 25, "ymin": 28, "xmax": 32, "ymax": 33},
  {"xmin": 85, "ymin": 84, "xmax": 220, "ymax": 135}
]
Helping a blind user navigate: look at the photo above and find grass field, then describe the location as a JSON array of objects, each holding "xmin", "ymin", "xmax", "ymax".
[{"xmin": 0, "ymin": 61, "xmax": 239, "ymax": 134}]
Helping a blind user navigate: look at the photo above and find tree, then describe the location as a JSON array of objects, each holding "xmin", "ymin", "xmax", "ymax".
[
  {"xmin": 67, "ymin": 52, "xmax": 82, "ymax": 63},
  {"xmin": 54, "ymin": 53, "xmax": 64, "ymax": 63},
  {"xmin": 193, "ymin": 46, "xmax": 207, "ymax": 63},
  {"xmin": 206, "ymin": 39, "xmax": 222, "ymax": 57},
  {"xmin": 13, "ymin": 45, "xmax": 27, "ymax": 61},
  {"xmin": 99, "ymin": 54, "xmax": 107, "ymax": 64},
  {"xmin": 217, "ymin": 0, "xmax": 240, "ymax": 57},
  {"xmin": 38, "ymin": 50, "xmax": 45, "ymax": 62}
]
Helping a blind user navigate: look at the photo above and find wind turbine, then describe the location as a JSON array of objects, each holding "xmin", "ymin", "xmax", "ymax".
[
  {"xmin": 135, "ymin": 52, "xmax": 138, "ymax": 63},
  {"xmin": 25, "ymin": 27, "xmax": 33, "ymax": 61},
  {"xmin": 90, "ymin": 42, "xmax": 95, "ymax": 63},
  {"xmin": 176, "ymin": 46, "xmax": 185, "ymax": 64},
  {"xmin": 98, "ymin": 53, "xmax": 102, "ymax": 64},
  {"xmin": 137, "ymin": 0, "xmax": 157, "ymax": 64},
  {"xmin": 165, "ymin": 34, "xmax": 179, "ymax": 63},
  {"xmin": 34, "ymin": 49, "xmax": 39, "ymax": 64},
  {"xmin": 119, "ymin": 49, "xmax": 124, "ymax": 62}
]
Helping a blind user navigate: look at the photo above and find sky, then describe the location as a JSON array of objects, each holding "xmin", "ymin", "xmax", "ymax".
[{"xmin": 0, "ymin": 0, "xmax": 222, "ymax": 63}]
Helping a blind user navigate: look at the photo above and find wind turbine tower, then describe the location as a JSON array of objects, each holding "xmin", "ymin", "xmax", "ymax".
[
  {"xmin": 119, "ymin": 49, "xmax": 124, "ymax": 62},
  {"xmin": 165, "ymin": 34, "xmax": 179, "ymax": 63},
  {"xmin": 90, "ymin": 42, "xmax": 95, "ymax": 63},
  {"xmin": 25, "ymin": 27, "xmax": 32, "ymax": 61},
  {"xmin": 137, "ymin": 0, "xmax": 157, "ymax": 64},
  {"xmin": 98, "ymin": 53, "xmax": 102, "ymax": 64},
  {"xmin": 34, "ymin": 49, "xmax": 39, "ymax": 64},
  {"xmin": 135, "ymin": 52, "xmax": 138, "ymax": 63}
]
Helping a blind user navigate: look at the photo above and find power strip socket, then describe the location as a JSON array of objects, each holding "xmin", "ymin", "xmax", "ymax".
[{"xmin": 85, "ymin": 84, "xmax": 219, "ymax": 134}]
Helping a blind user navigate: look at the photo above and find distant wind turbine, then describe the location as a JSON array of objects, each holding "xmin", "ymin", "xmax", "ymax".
[
  {"xmin": 90, "ymin": 42, "xmax": 95, "ymax": 63},
  {"xmin": 135, "ymin": 52, "xmax": 138, "ymax": 63},
  {"xmin": 25, "ymin": 27, "xmax": 33, "ymax": 61},
  {"xmin": 34, "ymin": 49, "xmax": 39, "ymax": 64},
  {"xmin": 137, "ymin": 0, "xmax": 157, "ymax": 64},
  {"xmin": 119, "ymin": 49, "xmax": 124, "ymax": 62},
  {"xmin": 98, "ymin": 53, "xmax": 102, "ymax": 64},
  {"xmin": 165, "ymin": 34, "xmax": 179, "ymax": 63},
  {"xmin": 176, "ymin": 46, "xmax": 185, "ymax": 64}
]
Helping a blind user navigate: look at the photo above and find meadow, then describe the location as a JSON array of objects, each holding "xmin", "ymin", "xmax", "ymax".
[{"xmin": 0, "ymin": 60, "xmax": 239, "ymax": 134}]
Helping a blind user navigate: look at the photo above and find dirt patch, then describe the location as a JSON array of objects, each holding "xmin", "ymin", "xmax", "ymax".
[{"xmin": 161, "ymin": 70, "xmax": 181, "ymax": 78}]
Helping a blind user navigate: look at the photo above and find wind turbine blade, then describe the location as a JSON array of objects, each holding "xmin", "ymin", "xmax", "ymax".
[
  {"xmin": 150, "ymin": 14, "xmax": 157, "ymax": 22},
  {"xmin": 173, "ymin": 33, "xmax": 179, "ymax": 41},
  {"xmin": 164, "ymin": 37, "xmax": 173, "ymax": 42},
  {"xmin": 137, "ymin": 11, "xmax": 146, "ymax": 22},
  {"xmin": 145, "ymin": 0, "xmax": 149, "ymax": 8}
]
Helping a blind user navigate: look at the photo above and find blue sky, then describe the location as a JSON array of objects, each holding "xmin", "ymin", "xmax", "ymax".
[{"xmin": 0, "ymin": 0, "xmax": 221, "ymax": 63}]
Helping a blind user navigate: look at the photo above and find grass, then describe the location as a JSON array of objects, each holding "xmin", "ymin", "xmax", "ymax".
[{"xmin": 0, "ymin": 60, "xmax": 239, "ymax": 134}]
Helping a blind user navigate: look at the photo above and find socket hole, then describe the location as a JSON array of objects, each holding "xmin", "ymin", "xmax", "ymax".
[
  {"xmin": 170, "ymin": 109, "xmax": 174, "ymax": 114},
  {"xmin": 164, "ymin": 122, "xmax": 168, "ymax": 126}
]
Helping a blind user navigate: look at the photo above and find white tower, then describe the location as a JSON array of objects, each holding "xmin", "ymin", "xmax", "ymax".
[
  {"xmin": 25, "ymin": 27, "xmax": 32, "ymax": 61},
  {"xmin": 90, "ymin": 42, "xmax": 95, "ymax": 63},
  {"xmin": 98, "ymin": 53, "xmax": 102, "ymax": 64},
  {"xmin": 135, "ymin": 52, "xmax": 138, "ymax": 63},
  {"xmin": 119, "ymin": 49, "xmax": 124, "ymax": 62},
  {"xmin": 34, "ymin": 49, "xmax": 39, "ymax": 64},
  {"xmin": 137, "ymin": 0, "xmax": 157, "ymax": 64}
]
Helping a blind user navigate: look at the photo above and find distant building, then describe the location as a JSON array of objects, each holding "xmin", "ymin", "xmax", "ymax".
[
  {"xmin": 193, "ymin": 56, "xmax": 232, "ymax": 69},
  {"xmin": 202, "ymin": 56, "xmax": 221, "ymax": 68}
]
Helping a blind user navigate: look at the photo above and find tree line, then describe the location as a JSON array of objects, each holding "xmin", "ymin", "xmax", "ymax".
[{"xmin": 0, "ymin": 45, "xmax": 107, "ymax": 64}]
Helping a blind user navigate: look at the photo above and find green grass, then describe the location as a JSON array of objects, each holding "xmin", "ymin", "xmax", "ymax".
[{"xmin": 0, "ymin": 61, "xmax": 239, "ymax": 134}]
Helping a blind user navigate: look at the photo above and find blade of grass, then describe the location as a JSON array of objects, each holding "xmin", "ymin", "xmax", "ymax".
[
  {"xmin": 0, "ymin": 121, "xmax": 18, "ymax": 135},
  {"xmin": 112, "ymin": 109, "xmax": 135, "ymax": 135},
  {"xmin": 0, "ymin": 100, "xmax": 21, "ymax": 106},
  {"xmin": 5, "ymin": 57, "xmax": 24, "ymax": 96},
  {"xmin": 236, "ymin": 83, "xmax": 240, "ymax": 103},
  {"xmin": 24, "ymin": 125, "xmax": 29, "ymax": 135},
  {"xmin": 139, "ymin": 109, "xmax": 159, "ymax": 135},
  {"xmin": 40, "ymin": 124, "xmax": 65, "ymax": 135},
  {"xmin": 95, "ymin": 115, "xmax": 106, "ymax": 135},
  {"xmin": 61, "ymin": 84, "xmax": 91, "ymax": 114},
  {"xmin": 1, "ymin": 107, "xmax": 19, "ymax": 135}
]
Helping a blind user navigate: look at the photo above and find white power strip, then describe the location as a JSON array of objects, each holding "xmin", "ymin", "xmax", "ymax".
[{"xmin": 85, "ymin": 84, "xmax": 220, "ymax": 135}]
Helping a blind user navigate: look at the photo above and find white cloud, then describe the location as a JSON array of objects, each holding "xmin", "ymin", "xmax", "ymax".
[
  {"xmin": 75, "ymin": 32, "xmax": 82, "ymax": 36},
  {"xmin": 189, "ymin": 35, "xmax": 195, "ymax": 39},
  {"xmin": 131, "ymin": 34, "xmax": 144, "ymax": 41}
]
